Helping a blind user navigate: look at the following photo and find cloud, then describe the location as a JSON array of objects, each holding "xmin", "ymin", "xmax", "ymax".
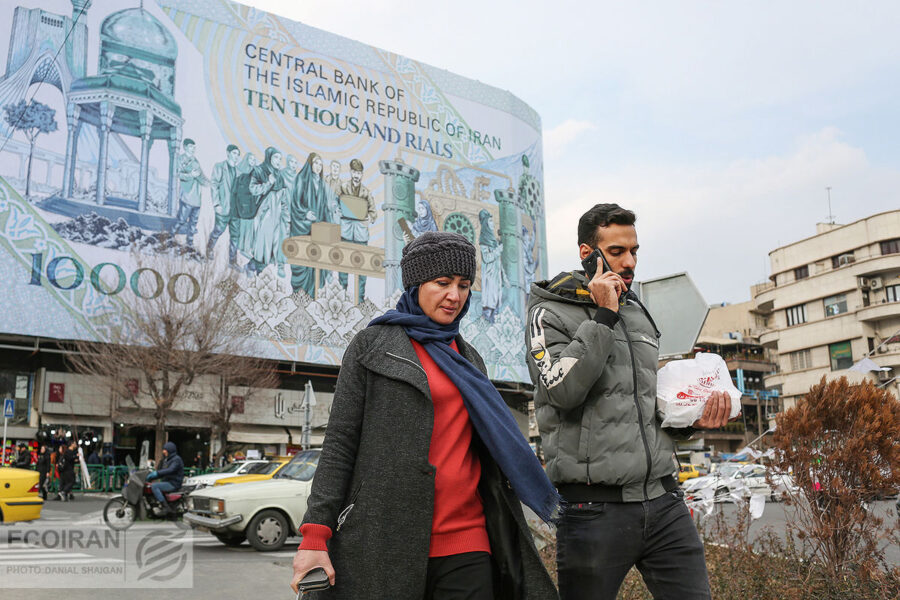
[
  {"xmin": 543, "ymin": 120, "xmax": 597, "ymax": 160},
  {"xmin": 543, "ymin": 127, "xmax": 900, "ymax": 303}
]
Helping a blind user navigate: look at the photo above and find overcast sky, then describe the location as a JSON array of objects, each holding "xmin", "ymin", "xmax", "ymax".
[{"xmin": 245, "ymin": 0, "xmax": 900, "ymax": 303}]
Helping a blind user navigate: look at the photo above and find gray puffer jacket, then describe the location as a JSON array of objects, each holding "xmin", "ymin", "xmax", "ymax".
[{"xmin": 526, "ymin": 271, "xmax": 690, "ymax": 502}]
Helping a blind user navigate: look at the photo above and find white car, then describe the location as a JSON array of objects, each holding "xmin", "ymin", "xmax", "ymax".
[
  {"xmin": 183, "ymin": 460, "xmax": 270, "ymax": 489},
  {"xmin": 683, "ymin": 463, "xmax": 797, "ymax": 502},
  {"xmin": 183, "ymin": 450, "xmax": 320, "ymax": 551}
]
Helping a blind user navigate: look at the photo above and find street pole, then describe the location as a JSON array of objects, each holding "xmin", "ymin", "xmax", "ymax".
[{"xmin": 2, "ymin": 416, "xmax": 7, "ymax": 466}]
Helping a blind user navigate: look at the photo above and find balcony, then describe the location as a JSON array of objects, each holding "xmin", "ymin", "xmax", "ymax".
[
  {"xmin": 759, "ymin": 329, "xmax": 779, "ymax": 348},
  {"xmin": 856, "ymin": 300, "xmax": 900, "ymax": 323}
]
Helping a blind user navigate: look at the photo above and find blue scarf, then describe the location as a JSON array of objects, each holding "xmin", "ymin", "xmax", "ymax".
[{"xmin": 369, "ymin": 288, "xmax": 561, "ymax": 523}]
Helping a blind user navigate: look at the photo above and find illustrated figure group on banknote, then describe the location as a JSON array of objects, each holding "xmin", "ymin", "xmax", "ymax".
[
  {"xmin": 167, "ymin": 139, "xmax": 537, "ymax": 319},
  {"xmin": 169, "ymin": 139, "xmax": 377, "ymax": 301}
]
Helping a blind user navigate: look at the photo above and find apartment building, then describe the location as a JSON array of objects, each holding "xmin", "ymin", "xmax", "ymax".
[{"xmin": 752, "ymin": 210, "xmax": 900, "ymax": 410}]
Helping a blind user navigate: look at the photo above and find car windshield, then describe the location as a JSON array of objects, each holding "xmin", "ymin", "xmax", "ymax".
[
  {"xmin": 214, "ymin": 463, "xmax": 244, "ymax": 474},
  {"xmin": 275, "ymin": 450, "xmax": 320, "ymax": 481},
  {"xmin": 250, "ymin": 462, "xmax": 283, "ymax": 475},
  {"xmin": 715, "ymin": 464, "xmax": 741, "ymax": 478}
]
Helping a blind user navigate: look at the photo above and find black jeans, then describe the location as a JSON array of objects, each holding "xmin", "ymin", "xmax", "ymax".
[
  {"xmin": 557, "ymin": 491, "xmax": 710, "ymax": 600},
  {"xmin": 424, "ymin": 551, "xmax": 493, "ymax": 600}
]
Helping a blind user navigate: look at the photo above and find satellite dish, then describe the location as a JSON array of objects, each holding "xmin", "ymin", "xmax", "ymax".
[{"xmin": 632, "ymin": 272, "xmax": 708, "ymax": 358}]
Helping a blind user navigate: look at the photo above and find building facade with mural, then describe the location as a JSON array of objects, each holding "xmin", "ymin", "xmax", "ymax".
[{"xmin": 0, "ymin": 0, "xmax": 547, "ymax": 460}]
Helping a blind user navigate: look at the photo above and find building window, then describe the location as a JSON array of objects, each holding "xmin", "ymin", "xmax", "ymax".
[
  {"xmin": 831, "ymin": 252, "xmax": 855, "ymax": 269},
  {"xmin": 789, "ymin": 349, "xmax": 813, "ymax": 371},
  {"xmin": 793, "ymin": 265, "xmax": 809, "ymax": 280},
  {"xmin": 785, "ymin": 304, "xmax": 807, "ymax": 326},
  {"xmin": 880, "ymin": 239, "xmax": 900, "ymax": 255},
  {"xmin": 0, "ymin": 371, "xmax": 31, "ymax": 425},
  {"xmin": 829, "ymin": 341, "xmax": 853, "ymax": 371},
  {"xmin": 887, "ymin": 284, "xmax": 900, "ymax": 303},
  {"xmin": 823, "ymin": 294, "xmax": 848, "ymax": 317}
]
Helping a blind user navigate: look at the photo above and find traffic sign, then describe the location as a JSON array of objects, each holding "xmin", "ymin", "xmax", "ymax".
[{"xmin": 3, "ymin": 398, "xmax": 13, "ymax": 419}]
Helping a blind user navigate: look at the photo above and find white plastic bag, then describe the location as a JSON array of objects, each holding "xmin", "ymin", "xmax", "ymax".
[{"xmin": 656, "ymin": 353, "xmax": 741, "ymax": 428}]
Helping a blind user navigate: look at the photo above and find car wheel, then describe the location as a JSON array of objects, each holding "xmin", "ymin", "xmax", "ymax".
[
  {"xmin": 103, "ymin": 496, "xmax": 136, "ymax": 531},
  {"xmin": 714, "ymin": 486, "xmax": 729, "ymax": 501},
  {"xmin": 246, "ymin": 509, "xmax": 289, "ymax": 551},
  {"xmin": 213, "ymin": 531, "xmax": 247, "ymax": 547}
]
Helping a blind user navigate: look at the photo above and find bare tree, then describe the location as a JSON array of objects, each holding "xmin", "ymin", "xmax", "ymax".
[
  {"xmin": 68, "ymin": 250, "xmax": 275, "ymax": 463},
  {"xmin": 208, "ymin": 366, "xmax": 279, "ymax": 466}
]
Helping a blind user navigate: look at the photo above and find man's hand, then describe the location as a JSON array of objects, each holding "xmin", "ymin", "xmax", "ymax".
[
  {"xmin": 291, "ymin": 549, "xmax": 335, "ymax": 593},
  {"xmin": 693, "ymin": 391, "xmax": 731, "ymax": 429},
  {"xmin": 587, "ymin": 270, "xmax": 627, "ymax": 312}
]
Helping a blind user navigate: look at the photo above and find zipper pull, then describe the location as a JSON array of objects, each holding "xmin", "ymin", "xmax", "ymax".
[{"xmin": 336, "ymin": 503, "xmax": 354, "ymax": 531}]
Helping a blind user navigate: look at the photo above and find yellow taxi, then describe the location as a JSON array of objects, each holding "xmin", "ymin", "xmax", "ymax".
[
  {"xmin": 0, "ymin": 467, "xmax": 43, "ymax": 522},
  {"xmin": 678, "ymin": 463, "xmax": 706, "ymax": 484},
  {"xmin": 213, "ymin": 457, "xmax": 291, "ymax": 486}
]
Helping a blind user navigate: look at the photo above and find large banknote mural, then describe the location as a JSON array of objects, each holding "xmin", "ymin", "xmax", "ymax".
[{"xmin": 0, "ymin": 0, "xmax": 547, "ymax": 382}]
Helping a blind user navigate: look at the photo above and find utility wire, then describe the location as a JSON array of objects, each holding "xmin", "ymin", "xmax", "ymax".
[{"xmin": 0, "ymin": 1, "xmax": 91, "ymax": 156}]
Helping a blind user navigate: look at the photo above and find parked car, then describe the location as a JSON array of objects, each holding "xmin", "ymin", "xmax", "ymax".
[
  {"xmin": 184, "ymin": 449, "xmax": 320, "ymax": 551},
  {"xmin": 678, "ymin": 463, "xmax": 706, "ymax": 483},
  {"xmin": 0, "ymin": 467, "xmax": 43, "ymax": 522},
  {"xmin": 684, "ymin": 463, "xmax": 796, "ymax": 502},
  {"xmin": 182, "ymin": 460, "xmax": 269, "ymax": 489},
  {"xmin": 214, "ymin": 457, "xmax": 291, "ymax": 486}
]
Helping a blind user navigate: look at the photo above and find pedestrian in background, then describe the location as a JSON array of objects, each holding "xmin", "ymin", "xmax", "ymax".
[
  {"xmin": 57, "ymin": 441, "xmax": 77, "ymax": 501},
  {"xmin": 36, "ymin": 445, "xmax": 50, "ymax": 500},
  {"xmin": 291, "ymin": 231, "xmax": 559, "ymax": 599},
  {"xmin": 15, "ymin": 444, "xmax": 32, "ymax": 469}
]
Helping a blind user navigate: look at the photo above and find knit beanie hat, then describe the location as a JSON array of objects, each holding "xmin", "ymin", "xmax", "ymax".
[{"xmin": 401, "ymin": 231, "xmax": 477, "ymax": 289}]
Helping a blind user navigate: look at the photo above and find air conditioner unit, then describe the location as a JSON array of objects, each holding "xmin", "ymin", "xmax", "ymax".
[
  {"xmin": 838, "ymin": 254, "xmax": 855, "ymax": 267},
  {"xmin": 858, "ymin": 277, "xmax": 872, "ymax": 290},
  {"xmin": 869, "ymin": 277, "xmax": 883, "ymax": 290}
]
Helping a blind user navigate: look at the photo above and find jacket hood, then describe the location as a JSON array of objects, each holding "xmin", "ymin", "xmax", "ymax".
[
  {"xmin": 529, "ymin": 271, "xmax": 598, "ymax": 307},
  {"xmin": 163, "ymin": 441, "xmax": 178, "ymax": 455}
]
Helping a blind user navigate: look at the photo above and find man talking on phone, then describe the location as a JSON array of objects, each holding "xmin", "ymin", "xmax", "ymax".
[{"xmin": 525, "ymin": 203, "xmax": 730, "ymax": 600}]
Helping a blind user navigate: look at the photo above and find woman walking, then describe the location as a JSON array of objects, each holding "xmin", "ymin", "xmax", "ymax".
[{"xmin": 291, "ymin": 231, "xmax": 559, "ymax": 599}]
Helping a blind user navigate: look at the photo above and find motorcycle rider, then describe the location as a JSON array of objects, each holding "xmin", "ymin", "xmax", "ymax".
[{"xmin": 146, "ymin": 441, "xmax": 184, "ymax": 515}]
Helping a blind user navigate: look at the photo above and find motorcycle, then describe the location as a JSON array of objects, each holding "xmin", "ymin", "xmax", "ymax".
[{"xmin": 102, "ymin": 469, "xmax": 194, "ymax": 530}]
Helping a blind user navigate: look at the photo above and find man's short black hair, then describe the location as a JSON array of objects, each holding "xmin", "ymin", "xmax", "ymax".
[
  {"xmin": 577, "ymin": 203, "xmax": 636, "ymax": 247},
  {"xmin": 226, "ymin": 144, "xmax": 240, "ymax": 153}
]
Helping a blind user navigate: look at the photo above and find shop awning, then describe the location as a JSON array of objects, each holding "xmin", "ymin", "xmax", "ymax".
[
  {"xmin": 227, "ymin": 424, "xmax": 290, "ymax": 445},
  {"xmin": 286, "ymin": 428, "xmax": 325, "ymax": 447}
]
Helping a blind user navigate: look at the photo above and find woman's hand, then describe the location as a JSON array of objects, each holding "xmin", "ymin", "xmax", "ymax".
[{"xmin": 290, "ymin": 549, "xmax": 335, "ymax": 593}]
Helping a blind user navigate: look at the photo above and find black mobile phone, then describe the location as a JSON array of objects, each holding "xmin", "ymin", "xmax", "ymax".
[
  {"xmin": 581, "ymin": 248, "xmax": 614, "ymax": 280},
  {"xmin": 581, "ymin": 248, "xmax": 625, "ymax": 304},
  {"xmin": 296, "ymin": 567, "xmax": 331, "ymax": 597}
]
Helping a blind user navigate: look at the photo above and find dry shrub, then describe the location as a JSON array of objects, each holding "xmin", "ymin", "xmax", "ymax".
[{"xmin": 772, "ymin": 377, "xmax": 900, "ymax": 580}]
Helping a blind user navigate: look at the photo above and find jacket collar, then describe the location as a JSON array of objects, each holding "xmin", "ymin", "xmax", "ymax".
[{"xmin": 357, "ymin": 324, "xmax": 484, "ymax": 400}]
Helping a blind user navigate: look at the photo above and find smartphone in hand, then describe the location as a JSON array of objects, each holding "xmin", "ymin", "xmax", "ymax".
[
  {"xmin": 296, "ymin": 567, "xmax": 331, "ymax": 598},
  {"xmin": 581, "ymin": 248, "xmax": 625, "ymax": 305}
]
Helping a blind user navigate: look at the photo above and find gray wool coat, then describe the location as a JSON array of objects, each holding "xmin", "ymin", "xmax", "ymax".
[{"xmin": 301, "ymin": 324, "xmax": 559, "ymax": 600}]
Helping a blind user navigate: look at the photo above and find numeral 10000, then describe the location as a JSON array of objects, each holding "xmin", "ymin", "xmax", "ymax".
[{"xmin": 28, "ymin": 253, "xmax": 202, "ymax": 304}]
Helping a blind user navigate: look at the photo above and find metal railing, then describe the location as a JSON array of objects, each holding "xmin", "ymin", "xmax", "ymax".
[{"xmin": 24, "ymin": 465, "xmax": 217, "ymax": 494}]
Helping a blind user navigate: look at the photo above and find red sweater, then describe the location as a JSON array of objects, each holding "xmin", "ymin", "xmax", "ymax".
[{"xmin": 299, "ymin": 340, "xmax": 490, "ymax": 558}]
